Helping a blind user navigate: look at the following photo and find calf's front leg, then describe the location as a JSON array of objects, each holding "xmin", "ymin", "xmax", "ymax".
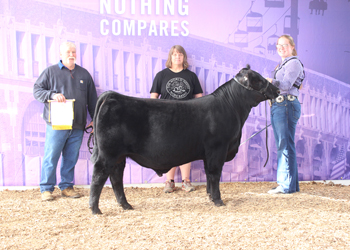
[{"xmin": 204, "ymin": 154, "xmax": 225, "ymax": 206}]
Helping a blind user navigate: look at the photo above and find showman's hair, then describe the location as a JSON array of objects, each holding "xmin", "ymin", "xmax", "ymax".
[
  {"xmin": 60, "ymin": 41, "xmax": 76, "ymax": 53},
  {"xmin": 166, "ymin": 45, "xmax": 189, "ymax": 70},
  {"xmin": 278, "ymin": 35, "xmax": 297, "ymax": 56}
]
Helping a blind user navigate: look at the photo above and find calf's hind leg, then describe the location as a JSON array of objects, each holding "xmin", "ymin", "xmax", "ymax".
[
  {"xmin": 109, "ymin": 159, "xmax": 133, "ymax": 210},
  {"xmin": 89, "ymin": 160, "xmax": 110, "ymax": 214}
]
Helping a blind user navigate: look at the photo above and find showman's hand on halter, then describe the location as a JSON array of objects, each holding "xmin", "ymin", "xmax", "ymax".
[
  {"xmin": 53, "ymin": 93, "xmax": 66, "ymax": 103},
  {"xmin": 266, "ymin": 78, "xmax": 273, "ymax": 83},
  {"xmin": 86, "ymin": 121, "xmax": 94, "ymax": 133}
]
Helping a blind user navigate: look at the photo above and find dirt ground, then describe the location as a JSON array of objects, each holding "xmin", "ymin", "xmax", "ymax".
[{"xmin": 0, "ymin": 181, "xmax": 350, "ymax": 250}]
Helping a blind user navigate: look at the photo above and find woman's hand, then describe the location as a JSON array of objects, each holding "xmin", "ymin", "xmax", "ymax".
[{"xmin": 266, "ymin": 78, "xmax": 273, "ymax": 83}]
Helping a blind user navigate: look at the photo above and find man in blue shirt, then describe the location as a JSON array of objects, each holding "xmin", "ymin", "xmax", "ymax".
[{"xmin": 33, "ymin": 42, "xmax": 97, "ymax": 201}]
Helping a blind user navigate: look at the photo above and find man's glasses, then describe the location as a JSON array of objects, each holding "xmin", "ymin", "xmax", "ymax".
[{"xmin": 276, "ymin": 44, "xmax": 289, "ymax": 49}]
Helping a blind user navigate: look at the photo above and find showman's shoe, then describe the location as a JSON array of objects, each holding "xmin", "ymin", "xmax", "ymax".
[
  {"xmin": 41, "ymin": 191, "xmax": 54, "ymax": 201},
  {"xmin": 61, "ymin": 187, "xmax": 80, "ymax": 198},
  {"xmin": 182, "ymin": 179, "xmax": 195, "ymax": 192},
  {"xmin": 267, "ymin": 185, "xmax": 285, "ymax": 194},
  {"xmin": 164, "ymin": 180, "xmax": 175, "ymax": 193}
]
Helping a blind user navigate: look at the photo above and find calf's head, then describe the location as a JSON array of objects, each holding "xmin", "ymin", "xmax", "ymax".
[{"xmin": 235, "ymin": 65, "xmax": 280, "ymax": 100}]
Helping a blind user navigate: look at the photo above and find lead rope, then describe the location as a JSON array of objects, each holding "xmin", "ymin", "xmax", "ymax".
[
  {"xmin": 87, "ymin": 133, "xmax": 94, "ymax": 154},
  {"xmin": 85, "ymin": 125, "xmax": 94, "ymax": 154},
  {"xmin": 263, "ymin": 100, "xmax": 269, "ymax": 168}
]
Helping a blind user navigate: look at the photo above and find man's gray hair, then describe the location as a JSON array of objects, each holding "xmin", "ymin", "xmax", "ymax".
[{"xmin": 60, "ymin": 41, "xmax": 76, "ymax": 53}]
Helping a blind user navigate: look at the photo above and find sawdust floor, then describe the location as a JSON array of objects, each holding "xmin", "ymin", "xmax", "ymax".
[{"xmin": 1, "ymin": 181, "xmax": 350, "ymax": 250}]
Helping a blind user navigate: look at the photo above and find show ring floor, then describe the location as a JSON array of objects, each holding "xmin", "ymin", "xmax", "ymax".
[{"xmin": 1, "ymin": 181, "xmax": 350, "ymax": 249}]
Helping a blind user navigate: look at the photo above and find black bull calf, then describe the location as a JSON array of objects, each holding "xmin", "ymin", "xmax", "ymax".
[{"xmin": 89, "ymin": 65, "xmax": 280, "ymax": 214}]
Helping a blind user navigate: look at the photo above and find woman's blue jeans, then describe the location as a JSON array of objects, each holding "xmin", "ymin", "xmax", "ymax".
[
  {"xmin": 40, "ymin": 125, "xmax": 84, "ymax": 192},
  {"xmin": 271, "ymin": 98, "xmax": 301, "ymax": 193}
]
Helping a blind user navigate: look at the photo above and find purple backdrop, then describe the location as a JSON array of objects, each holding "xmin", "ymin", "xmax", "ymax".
[{"xmin": 1, "ymin": 0, "xmax": 350, "ymax": 186}]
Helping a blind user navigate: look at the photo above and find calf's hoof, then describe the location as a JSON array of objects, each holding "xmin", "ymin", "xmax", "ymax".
[
  {"xmin": 121, "ymin": 202, "xmax": 133, "ymax": 210},
  {"xmin": 214, "ymin": 199, "xmax": 225, "ymax": 207},
  {"xmin": 91, "ymin": 208, "xmax": 102, "ymax": 215}
]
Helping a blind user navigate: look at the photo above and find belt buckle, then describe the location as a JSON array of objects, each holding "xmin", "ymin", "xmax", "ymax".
[
  {"xmin": 276, "ymin": 95, "xmax": 284, "ymax": 103},
  {"xmin": 287, "ymin": 95, "xmax": 296, "ymax": 101}
]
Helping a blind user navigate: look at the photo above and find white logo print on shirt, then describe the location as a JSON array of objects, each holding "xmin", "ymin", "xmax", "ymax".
[{"xmin": 166, "ymin": 77, "xmax": 190, "ymax": 99}]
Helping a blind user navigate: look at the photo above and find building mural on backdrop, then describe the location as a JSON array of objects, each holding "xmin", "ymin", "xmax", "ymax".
[{"xmin": 0, "ymin": 0, "xmax": 350, "ymax": 186}]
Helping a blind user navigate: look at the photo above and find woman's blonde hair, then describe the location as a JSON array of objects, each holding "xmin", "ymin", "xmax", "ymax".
[
  {"xmin": 166, "ymin": 45, "xmax": 189, "ymax": 69},
  {"xmin": 278, "ymin": 34, "xmax": 297, "ymax": 56}
]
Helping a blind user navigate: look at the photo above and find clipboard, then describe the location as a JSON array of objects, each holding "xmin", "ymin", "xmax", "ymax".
[{"xmin": 48, "ymin": 99, "xmax": 75, "ymax": 130}]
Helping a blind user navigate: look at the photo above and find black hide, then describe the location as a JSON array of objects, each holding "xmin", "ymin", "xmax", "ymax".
[{"xmin": 89, "ymin": 65, "xmax": 280, "ymax": 214}]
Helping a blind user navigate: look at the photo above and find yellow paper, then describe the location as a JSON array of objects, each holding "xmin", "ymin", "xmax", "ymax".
[{"xmin": 49, "ymin": 100, "xmax": 75, "ymax": 130}]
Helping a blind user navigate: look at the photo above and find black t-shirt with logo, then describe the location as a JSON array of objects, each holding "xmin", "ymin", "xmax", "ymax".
[{"xmin": 150, "ymin": 68, "xmax": 203, "ymax": 100}]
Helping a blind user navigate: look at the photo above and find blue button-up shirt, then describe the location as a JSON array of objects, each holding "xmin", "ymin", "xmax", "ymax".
[
  {"xmin": 58, "ymin": 60, "xmax": 75, "ymax": 70},
  {"xmin": 272, "ymin": 56, "xmax": 305, "ymax": 97}
]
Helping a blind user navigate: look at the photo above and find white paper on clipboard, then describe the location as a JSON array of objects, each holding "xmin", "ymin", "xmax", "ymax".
[{"xmin": 49, "ymin": 99, "xmax": 75, "ymax": 130}]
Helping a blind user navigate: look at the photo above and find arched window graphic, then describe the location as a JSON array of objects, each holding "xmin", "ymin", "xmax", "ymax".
[
  {"xmin": 22, "ymin": 101, "xmax": 46, "ymax": 186},
  {"xmin": 123, "ymin": 51, "xmax": 130, "ymax": 92},
  {"xmin": 204, "ymin": 68, "xmax": 210, "ymax": 95},
  {"xmin": 335, "ymin": 104, "xmax": 341, "ymax": 135},
  {"xmin": 93, "ymin": 45, "xmax": 101, "ymax": 87},
  {"xmin": 327, "ymin": 101, "xmax": 332, "ymax": 133},
  {"xmin": 134, "ymin": 53, "xmax": 142, "ymax": 94},
  {"xmin": 31, "ymin": 34, "xmax": 40, "ymax": 77},
  {"xmin": 331, "ymin": 103, "xmax": 336, "ymax": 132},
  {"xmin": 225, "ymin": 73, "xmax": 231, "ymax": 83},
  {"xmin": 310, "ymin": 96, "xmax": 316, "ymax": 128},
  {"xmin": 247, "ymin": 132, "xmax": 264, "ymax": 181},
  {"xmin": 112, "ymin": 49, "xmax": 119, "ymax": 90},
  {"xmin": 316, "ymin": 98, "xmax": 321, "ymax": 130},
  {"xmin": 217, "ymin": 72, "xmax": 223, "ymax": 86},
  {"xmin": 80, "ymin": 43, "xmax": 87, "ymax": 69},
  {"xmin": 303, "ymin": 93, "xmax": 310, "ymax": 127},
  {"xmin": 320, "ymin": 99, "xmax": 326, "ymax": 132},
  {"xmin": 346, "ymin": 108, "xmax": 350, "ymax": 137},
  {"xmin": 330, "ymin": 146, "xmax": 339, "ymax": 164},
  {"xmin": 45, "ymin": 36, "xmax": 55, "ymax": 67},
  {"xmin": 151, "ymin": 57, "xmax": 158, "ymax": 81},
  {"xmin": 341, "ymin": 106, "xmax": 346, "ymax": 136},
  {"xmin": 313, "ymin": 143, "xmax": 323, "ymax": 180},
  {"xmin": 16, "ymin": 31, "xmax": 26, "ymax": 76}
]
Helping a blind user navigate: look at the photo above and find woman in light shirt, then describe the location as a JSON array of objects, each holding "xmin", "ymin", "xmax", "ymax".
[{"xmin": 266, "ymin": 35, "xmax": 305, "ymax": 194}]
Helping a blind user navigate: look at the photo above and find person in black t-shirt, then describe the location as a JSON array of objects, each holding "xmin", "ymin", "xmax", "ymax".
[{"xmin": 150, "ymin": 45, "xmax": 203, "ymax": 193}]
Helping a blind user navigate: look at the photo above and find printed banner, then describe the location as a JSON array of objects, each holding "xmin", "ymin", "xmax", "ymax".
[{"xmin": 0, "ymin": 0, "xmax": 350, "ymax": 186}]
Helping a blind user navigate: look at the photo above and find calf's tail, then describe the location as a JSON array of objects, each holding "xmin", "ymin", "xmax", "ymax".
[{"xmin": 90, "ymin": 91, "xmax": 113, "ymax": 164}]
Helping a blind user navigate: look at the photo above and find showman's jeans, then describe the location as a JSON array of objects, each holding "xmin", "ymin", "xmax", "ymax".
[
  {"xmin": 40, "ymin": 125, "xmax": 84, "ymax": 193},
  {"xmin": 270, "ymin": 98, "xmax": 301, "ymax": 193}
]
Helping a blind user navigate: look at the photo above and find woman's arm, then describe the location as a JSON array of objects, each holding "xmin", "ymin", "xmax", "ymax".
[{"xmin": 150, "ymin": 93, "xmax": 159, "ymax": 99}]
